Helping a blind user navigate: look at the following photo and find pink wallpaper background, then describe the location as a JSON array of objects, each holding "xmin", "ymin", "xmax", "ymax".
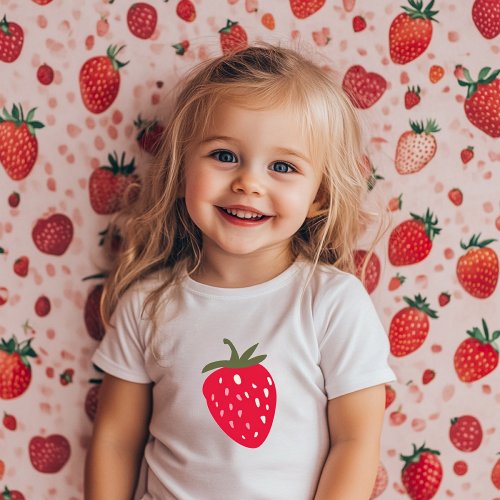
[{"xmin": 0, "ymin": 0, "xmax": 499, "ymax": 498}]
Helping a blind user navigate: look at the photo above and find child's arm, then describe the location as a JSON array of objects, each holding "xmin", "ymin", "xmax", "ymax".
[
  {"xmin": 84, "ymin": 373, "xmax": 152, "ymax": 500},
  {"xmin": 314, "ymin": 384, "xmax": 386, "ymax": 500}
]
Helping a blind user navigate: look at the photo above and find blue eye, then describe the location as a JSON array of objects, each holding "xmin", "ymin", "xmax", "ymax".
[
  {"xmin": 212, "ymin": 150, "xmax": 237, "ymax": 163},
  {"xmin": 271, "ymin": 161, "xmax": 295, "ymax": 173}
]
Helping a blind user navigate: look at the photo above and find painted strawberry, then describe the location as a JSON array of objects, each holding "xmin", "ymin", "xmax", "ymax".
[
  {"xmin": 492, "ymin": 454, "xmax": 500, "ymax": 489},
  {"xmin": 454, "ymin": 319, "xmax": 499, "ymax": 382},
  {"xmin": 13, "ymin": 256, "xmax": 29, "ymax": 277},
  {"xmin": 0, "ymin": 15, "xmax": 24, "ymax": 63},
  {"xmin": 1, "ymin": 487, "xmax": 25, "ymax": 500},
  {"xmin": 28, "ymin": 434, "xmax": 71, "ymax": 473},
  {"xmin": 0, "ymin": 336, "xmax": 37, "ymax": 399},
  {"xmin": 395, "ymin": 119, "xmax": 439, "ymax": 174},
  {"xmin": 8, "ymin": 191, "xmax": 20, "ymax": 207},
  {"xmin": 289, "ymin": 0, "xmax": 325, "ymax": 19},
  {"xmin": 448, "ymin": 188, "xmax": 463, "ymax": 206},
  {"xmin": 388, "ymin": 209, "xmax": 441, "ymax": 266},
  {"xmin": 342, "ymin": 65, "xmax": 387, "ymax": 109},
  {"xmin": 405, "ymin": 86, "xmax": 421, "ymax": 109},
  {"xmin": 202, "ymin": 339, "xmax": 276, "ymax": 448},
  {"xmin": 83, "ymin": 277, "xmax": 105, "ymax": 341},
  {"xmin": 85, "ymin": 379, "xmax": 102, "ymax": 422},
  {"xmin": 400, "ymin": 443, "xmax": 442, "ymax": 499},
  {"xmin": 172, "ymin": 40, "xmax": 189, "ymax": 55},
  {"xmin": 449, "ymin": 415, "xmax": 483, "ymax": 452},
  {"xmin": 127, "ymin": 3, "xmax": 157, "ymax": 39},
  {"xmin": 460, "ymin": 146, "xmax": 474, "ymax": 164},
  {"xmin": 472, "ymin": 0, "xmax": 500, "ymax": 39},
  {"xmin": 428, "ymin": 64, "xmax": 444, "ymax": 83},
  {"xmin": 422, "ymin": 369, "xmax": 435, "ymax": 384},
  {"xmin": 438, "ymin": 292, "xmax": 450, "ymax": 307},
  {"xmin": 3, "ymin": 412, "xmax": 17, "ymax": 431},
  {"xmin": 387, "ymin": 194, "xmax": 403, "ymax": 212},
  {"xmin": 32, "ymin": 213, "xmax": 73, "ymax": 256},
  {"xmin": 457, "ymin": 67, "xmax": 499, "ymax": 138},
  {"xmin": 34, "ymin": 295, "xmax": 51, "ymax": 317},
  {"xmin": 79, "ymin": 45, "xmax": 128, "ymax": 114},
  {"xmin": 456, "ymin": 234, "xmax": 498, "ymax": 298},
  {"xmin": 176, "ymin": 0, "xmax": 196, "ymax": 22},
  {"xmin": 261, "ymin": 13, "xmax": 275, "ymax": 30},
  {"xmin": 388, "ymin": 273, "xmax": 406, "ymax": 291},
  {"xmin": 59, "ymin": 368, "xmax": 74, "ymax": 386},
  {"xmin": 0, "ymin": 104, "xmax": 44, "ymax": 180},
  {"xmin": 385, "ymin": 384, "xmax": 396, "ymax": 408},
  {"xmin": 134, "ymin": 115, "xmax": 164, "ymax": 155},
  {"xmin": 352, "ymin": 15, "xmax": 367, "ymax": 32},
  {"xmin": 219, "ymin": 20, "xmax": 248, "ymax": 55},
  {"xmin": 389, "ymin": 0, "xmax": 438, "ymax": 65},
  {"xmin": 389, "ymin": 406, "xmax": 407, "ymax": 426},
  {"xmin": 354, "ymin": 249, "xmax": 380, "ymax": 294},
  {"xmin": 370, "ymin": 462, "xmax": 388, "ymax": 499},
  {"xmin": 89, "ymin": 152, "xmax": 141, "ymax": 214},
  {"xmin": 389, "ymin": 295, "xmax": 438, "ymax": 357},
  {"xmin": 36, "ymin": 63, "xmax": 54, "ymax": 85}
]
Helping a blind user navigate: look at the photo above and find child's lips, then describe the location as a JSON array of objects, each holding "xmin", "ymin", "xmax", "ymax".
[{"xmin": 216, "ymin": 206, "xmax": 272, "ymax": 226}]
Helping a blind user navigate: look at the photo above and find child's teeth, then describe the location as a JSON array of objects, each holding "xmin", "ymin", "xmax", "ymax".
[{"xmin": 224, "ymin": 208, "xmax": 263, "ymax": 219}]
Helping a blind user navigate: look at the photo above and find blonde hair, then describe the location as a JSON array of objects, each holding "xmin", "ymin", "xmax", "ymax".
[{"xmin": 100, "ymin": 42, "xmax": 384, "ymax": 334}]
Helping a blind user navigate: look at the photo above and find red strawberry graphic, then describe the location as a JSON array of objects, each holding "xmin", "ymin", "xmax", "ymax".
[
  {"xmin": 492, "ymin": 455, "xmax": 500, "ymax": 489},
  {"xmin": 134, "ymin": 115, "xmax": 164, "ymax": 155},
  {"xmin": 390, "ymin": 406, "xmax": 407, "ymax": 426},
  {"xmin": 202, "ymin": 339, "xmax": 276, "ymax": 448},
  {"xmin": 388, "ymin": 273, "xmax": 406, "ymax": 291},
  {"xmin": 460, "ymin": 146, "xmax": 474, "ymax": 164},
  {"xmin": 83, "ymin": 277, "xmax": 105, "ymax": 341},
  {"xmin": 36, "ymin": 63, "xmax": 54, "ymax": 85},
  {"xmin": 448, "ymin": 188, "xmax": 463, "ymax": 206},
  {"xmin": 8, "ymin": 191, "xmax": 20, "ymax": 207},
  {"xmin": 422, "ymin": 369, "xmax": 435, "ymax": 384},
  {"xmin": 89, "ymin": 152, "xmax": 141, "ymax": 215},
  {"xmin": 32, "ymin": 213, "xmax": 73, "ymax": 256},
  {"xmin": 370, "ymin": 462, "xmax": 388, "ymax": 499},
  {"xmin": 352, "ymin": 15, "xmax": 367, "ymax": 32},
  {"xmin": 1, "ymin": 486, "xmax": 25, "ymax": 500},
  {"xmin": 449, "ymin": 415, "xmax": 483, "ymax": 452},
  {"xmin": 289, "ymin": 0, "xmax": 325, "ymax": 19},
  {"xmin": 387, "ymin": 194, "xmax": 403, "ymax": 212},
  {"xmin": 454, "ymin": 319, "xmax": 499, "ymax": 382},
  {"xmin": 389, "ymin": 295, "xmax": 438, "ymax": 357},
  {"xmin": 456, "ymin": 234, "xmax": 498, "ymax": 298},
  {"xmin": 176, "ymin": 0, "xmax": 196, "ymax": 22},
  {"xmin": 3, "ymin": 412, "xmax": 17, "ymax": 431},
  {"xmin": 172, "ymin": 40, "xmax": 190, "ymax": 55},
  {"xmin": 0, "ymin": 15, "xmax": 23, "ymax": 63},
  {"xmin": 354, "ymin": 249, "xmax": 380, "ymax": 294},
  {"xmin": 59, "ymin": 368, "xmax": 74, "ymax": 386},
  {"xmin": 0, "ymin": 104, "xmax": 44, "ymax": 180},
  {"xmin": 472, "ymin": 0, "xmax": 500, "ymax": 39},
  {"xmin": 28, "ymin": 434, "xmax": 70, "ymax": 473},
  {"xmin": 395, "ymin": 119, "xmax": 439, "ymax": 174},
  {"xmin": 127, "ymin": 3, "xmax": 157, "ymax": 39},
  {"xmin": 389, "ymin": 0, "xmax": 438, "ymax": 65},
  {"xmin": 457, "ymin": 67, "xmax": 500, "ymax": 138},
  {"xmin": 0, "ymin": 336, "xmax": 37, "ymax": 399},
  {"xmin": 385, "ymin": 384, "xmax": 396, "ymax": 408},
  {"xmin": 34, "ymin": 295, "xmax": 51, "ymax": 317},
  {"xmin": 219, "ymin": 20, "xmax": 248, "ymax": 56},
  {"xmin": 79, "ymin": 45, "xmax": 128, "ymax": 114},
  {"xmin": 388, "ymin": 209, "xmax": 441, "ymax": 266},
  {"xmin": 342, "ymin": 65, "xmax": 387, "ymax": 109},
  {"xmin": 13, "ymin": 256, "xmax": 29, "ymax": 277},
  {"xmin": 438, "ymin": 292, "xmax": 450, "ymax": 307},
  {"xmin": 400, "ymin": 443, "xmax": 442, "ymax": 499},
  {"xmin": 404, "ymin": 86, "xmax": 421, "ymax": 109},
  {"xmin": 85, "ymin": 379, "xmax": 102, "ymax": 422}
]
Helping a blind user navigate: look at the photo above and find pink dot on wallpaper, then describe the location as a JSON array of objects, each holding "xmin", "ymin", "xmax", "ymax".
[
  {"xmin": 4, "ymin": 222, "xmax": 12, "ymax": 233},
  {"xmin": 443, "ymin": 384, "xmax": 455, "ymax": 401},
  {"xmin": 46, "ymin": 367, "xmax": 54, "ymax": 378},
  {"xmin": 47, "ymin": 115, "xmax": 56, "ymax": 126},
  {"xmin": 86, "ymin": 117, "xmax": 96, "ymax": 129},
  {"xmin": 37, "ymin": 15, "xmax": 48, "ymax": 28},
  {"xmin": 58, "ymin": 145, "xmax": 68, "ymax": 155},
  {"xmin": 434, "ymin": 182, "xmax": 443, "ymax": 193},
  {"xmin": 482, "ymin": 384, "xmax": 491, "ymax": 394},
  {"xmin": 67, "ymin": 124, "xmax": 82, "ymax": 137},
  {"xmin": 152, "ymin": 93, "xmax": 161, "ymax": 105},
  {"xmin": 483, "ymin": 202, "xmax": 493, "ymax": 213},
  {"xmin": 434, "ymin": 264, "xmax": 444, "ymax": 272},
  {"xmin": 483, "ymin": 171, "xmax": 492, "ymax": 179},
  {"xmin": 107, "ymin": 125, "xmax": 118, "ymax": 139},
  {"xmin": 444, "ymin": 248, "xmax": 455, "ymax": 259},
  {"xmin": 357, "ymin": 48, "xmax": 367, "ymax": 56},
  {"xmin": 90, "ymin": 158, "xmax": 100, "ymax": 170},
  {"xmin": 112, "ymin": 110, "xmax": 123, "ymax": 124},
  {"xmin": 381, "ymin": 57, "xmax": 389, "ymax": 66},
  {"xmin": 431, "ymin": 344, "xmax": 442, "ymax": 353},
  {"xmin": 411, "ymin": 418, "xmax": 426, "ymax": 431},
  {"xmin": 94, "ymin": 136, "xmax": 105, "ymax": 150},
  {"xmin": 61, "ymin": 350, "xmax": 76, "ymax": 361},
  {"xmin": 40, "ymin": 403, "xmax": 52, "ymax": 414},
  {"xmin": 400, "ymin": 71, "xmax": 409, "ymax": 84},
  {"xmin": 46, "ymin": 264, "xmax": 56, "ymax": 277},
  {"xmin": 339, "ymin": 40, "xmax": 347, "ymax": 51},
  {"xmin": 48, "ymin": 98, "xmax": 57, "ymax": 108},
  {"xmin": 47, "ymin": 178, "xmax": 56, "ymax": 191},
  {"xmin": 67, "ymin": 154, "xmax": 75, "ymax": 164},
  {"xmin": 448, "ymin": 31, "xmax": 459, "ymax": 42},
  {"xmin": 67, "ymin": 92, "xmax": 75, "ymax": 103},
  {"xmin": 62, "ymin": 265, "xmax": 71, "ymax": 275}
]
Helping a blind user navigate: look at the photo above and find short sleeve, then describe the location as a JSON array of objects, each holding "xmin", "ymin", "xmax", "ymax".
[
  {"xmin": 91, "ymin": 285, "xmax": 152, "ymax": 384},
  {"xmin": 317, "ymin": 273, "xmax": 396, "ymax": 399}
]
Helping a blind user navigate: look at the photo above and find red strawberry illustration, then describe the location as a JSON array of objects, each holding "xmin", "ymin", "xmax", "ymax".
[
  {"xmin": 388, "ymin": 273, "xmax": 406, "ymax": 291},
  {"xmin": 389, "ymin": 0, "xmax": 438, "ymax": 65},
  {"xmin": 385, "ymin": 384, "xmax": 396, "ymax": 408},
  {"xmin": 454, "ymin": 319, "xmax": 499, "ymax": 382},
  {"xmin": 0, "ymin": 15, "xmax": 24, "ymax": 63},
  {"xmin": 8, "ymin": 191, "xmax": 20, "ymax": 207},
  {"xmin": 32, "ymin": 213, "xmax": 73, "ymax": 256},
  {"xmin": 449, "ymin": 415, "xmax": 482, "ymax": 452},
  {"xmin": 36, "ymin": 63, "xmax": 54, "ymax": 85},
  {"xmin": 395, "ymin": 119, "xmax": 439, "ymax": 174},
  {"xmin": 457, "ymin": 67, "xmax": 500, "ymax": 137},
  {"xmin": 85, "ymin": 379, "xmax": 102, "ymax": 422},
  {"xmin": 127, "ymin": 3, "xmax": 157, "ymax": 39},
  {"xmin": 3, "ymin": 412, "xmax": 17, "ymax": 431},
  {"xmin": 387, "ymin": 194, "xmax": 403, "ymax": 212},
  {"xmin": 1, "ymin": 486, "xmax": 25, "ymax": 500},
  {"xmin": 460, "ymin": 146, "xmax": 474, "ymax": 164},
  {"xmin": 448, "ymin": 188, "xmax": 463, "ymax": 206},
  {"xmin": 352, "ymin": 15, "xmax": 367, "ymax": 32},
  {"xmin": 369, "ymin": 462, "xmax": 388, "ymax": 499},
  {"xmin": 492, "ymin": 455, "xmax": 500, "ymax": 489},
  {"xmin": 0, "ymin": 336, "xmax": 37, "ymax": 399},
  {"xmin": 83, "ymin": 277, "xmax": 105, "ymax": 341},
  {"xmin": 390, "ymin": 406, "xmax": 407, "ymax": 426},
  {"xmin": 456, "ymin": 234, "xmax": 498, "ymax": 298},
  {"xmin": 389, "ymin": 295, "xmax": 438, "ymax": 357},
  {"xmin": 289, "ymin": 0, "xmax": 325, "ymax": 19},
  {"xmin": 13, "ymin": 256, "xmax": 29, "ymax": 277},
  {"xmin": 388, "ymin": 209, "xmax": 441, "ymax": 266},
  {"xmin": 34, "ymin": 295, "xmax": 51, "ymax": 317},
  {"xmin": 172, "ymin": 40, "xmax": 189, "ymax": 55},
  {"xmin": 404, "ymin": 86, "xmax": 421, "ymax": 109},
  {"xmin": 422, "ymin": 369, "xmax": 435, "ymax": 384},
  {"xmin": 28, "ymin": 434, "xmax": 71, "ymax": 473},
  {"xmin": 202, "ymin": 339, "xmax": 276, "ymax": 448},
  {"xmin": 342, "ymin": 65, "xmax": 387, "ymax": 109},
  {"xmin": 89, "ymin": 152, "xmax": 141, "ymax": 215},
  {"xmin": 59, "ymin": 368, "xmax": 74, "ymax": 386},
  {"xmin": 354, "ymin": 249, "xmax": 380, "ymax": 294},
  {"xmin": 219, "ymin": 20, "xmax": 248, "ymax": 56},
  {"xmin": 428, "ymin": 64, "xmax": 444, "ymax": 84},
  {"xmin": 400, "ymin": 443, "xmax": 442, "ymax": 499},
  {"xmin": 176, "ymin": 0, "xmax": 196, "ymax": 22},
  {"xmin": 79, "ymin": 45, "xmax": 128, "ymax": 114},
  {"xmin": 0, "ymin": 104, "xmax": 44, "ymax": 180},
  {"xmin": 134, "ymin": 115, "xmax": 164, "ymax": 155},
  {"xmin": 438, "ymin": 292, "xmax": 450, "ymax": 307},
  {"xmin": 472, "ymin": 0, "xmax": 500, "ymax": 39}
]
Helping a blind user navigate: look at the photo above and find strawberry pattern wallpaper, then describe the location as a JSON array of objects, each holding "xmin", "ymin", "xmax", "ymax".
[{"xmin": 0, "ymin": 0, "xmax": 499, "ymax": 498}]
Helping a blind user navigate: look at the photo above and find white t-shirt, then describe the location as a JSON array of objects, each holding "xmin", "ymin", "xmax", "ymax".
[{"xmin": 92, "ymin": 259, "xmax": 396, "ymax": 500}]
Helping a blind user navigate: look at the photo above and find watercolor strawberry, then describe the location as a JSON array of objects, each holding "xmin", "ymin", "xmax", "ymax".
[
  {"xmin": 460, "ymin": 146, "xmax": 474, "ymax": 164},
  {"xmin": 289, "ymin": 0, "xmax": 325, "ymax": 19},
  {"xmin": 0, "ymin": 15, "xmax": 24, "ymax": 63},
  {"xmin": 388, "ymin": 273, "xmax": 406, "ymax": 291},
  {"xmin": 0, "ymin": 104, "xmax": 44, "ymax": 180},
  {"xmin": 32, "ymin": 213, "xmax": 73, "ymax": 255},
  {"xmin": 29, "ymin": 434, "xmax": 71, "ymax": 473},
  {"xmin": 134, "ymin": 115, "xmax": 164, "ymax": 155},
  {"xmin": 389, "ymin": 406, "xmax": 407, "ymax": 426},
  {"xmin": 389, "ymin": 295, "xmax": 438, "ymax": 357},
  {"xmin": 457, "ymin": 67, "xmax": 500, "ymax": 138},
  {"xmin": 176, "ymin": 0, "xmax": 196, "ymax": 22},
  {"xmin": 13, "ymin": 256, "xmax": 29, "ymax": 277},
  {"xmin": 79, "ymin": 45, "xmax": 128, "ymax": 114},
  {"xmin": 8, "ymin": 191, "xmax": 20, "ymax": 207},
  {"xmin": 395, "ymin": 119, "xmax": 439, "ymax": 174},
  {"xmin": 389, "ymin": 0, "xmax": 438, "ymax": 64},
  {"xmin": 454, "ymin": 319, "xmax": 499, "ymax": 382},
  {"xmin": 400, "ymin": 443, "xmax": 442, "ymax": 499},
  {"xmin": 404, "ymin": 86, "xmax": 421, "ymax": 109},
  {"xmin": 1, "ymin": 487, "xmax": 25, "ymax": 500},
  {"xmin": 492, "ymin": 454, "xmax": 500, "ymax": 489},
  {"xmin": 219, "ymin": 20, "xmax": 248, "ymax": 55},
  {"xmin": 449, "ymin": 415, "xmax": 483, "ymax": 452},
  {"xmin": 36, "ymin": 63, "xmax": 54, "ymax": 85},
  {"xmin": 3, "ymin": 412, "xmax": 17, "ymax": 431},
  {"xmin": 127, "ymin": 3, "xmax": 157, "ymax": 39},
  {"xmin": 438, "ymin": 292, "xmax": 450, "ymax": 307},
  {"xmin": 422, "ymin": 369, "xmax": 435, "ymax": 384},
  {"xmin": 354, "ymin": 249, "xmax": 380, "ymax": 294},
  {"xmin": 369, "ymin": 462, "xmax": 388, "ymax": 499},
  {"xmin": 472, "ymin": 0, "xmax": 500, "ymax": 39},
  {"xmin": 388, "ymin": 209, "xmax": 441, "ymax": 266},
  {"xmin": 172, "ymin": 40, "xmax": 189, "ymax": 55},
  {"xmin": 83, "ymin": 276, "xmax": 105, "ymax": 341},
  {"xmin": 387, "ymin": 194, "xmax": 403, "ymax": 212},
  {"xmin": 385, "ymin": 384, "xmax": 396, "ymax": 408},
  {"xmin": 202, "ymin": 339, "xmax": 276, "ymax": 448},
  {"xmin": 353, "ymin": 15, "xmax": 367, "ymax": 32},
  {"xmin": 34, "ymin": 295, "xmax": 51, "ymax": 317},
  {"xmin": 456, "ymin": 234, "xmax": 498, "ymax": 298},
  {"xmin": 448, "ymin": 188, "xmax": 463, "ymax": 206},
  {"xmin": 85, "ymin": 378, "xmax": 102, "ymax": 421},
  {"xmin": 342, "ymin": 65, "xmax": 387, "ymax": 109},
  {"xmin": 261, "ymin": 13, "xmax": 275, "ymax": 30},
  {"xmin": 429, "ymin": 64, "xmax": 444, "ymax": 83},
  {"xmin": 0, "ymin": 336, "xmax": 37, "ymax": 399},
  {"xmin": 89, "ymin": 152, "xmax": 141, "ymax": 215}
]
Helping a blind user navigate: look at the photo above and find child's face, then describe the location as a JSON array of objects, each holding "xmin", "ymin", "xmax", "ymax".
[{"xmin": 182, "ymin": 101, "xmax": 323, "ymax": 264}]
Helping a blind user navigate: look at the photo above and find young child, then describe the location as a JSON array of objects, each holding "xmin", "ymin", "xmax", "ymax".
[{"xmin": 85, "ymin": 43, "xmax": 396, "ymax": 500}]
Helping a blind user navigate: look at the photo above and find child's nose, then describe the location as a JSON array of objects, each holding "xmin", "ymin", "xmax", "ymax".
[{"xmin": 230, "ymin": 166, "xmax": 265, "ymax": 196}]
